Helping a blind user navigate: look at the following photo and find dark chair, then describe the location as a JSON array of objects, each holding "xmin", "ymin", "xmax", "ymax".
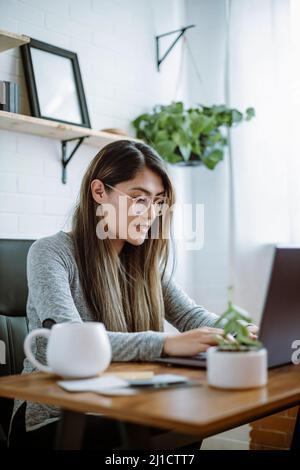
[{"xmin": 0, "ymin": 239, "xmax": 35, "ymax": 447}]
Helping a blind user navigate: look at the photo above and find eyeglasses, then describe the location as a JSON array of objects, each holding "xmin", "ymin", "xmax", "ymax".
[{"xmin": 104, "ymin": 183, "xmax": 167, "ymax": 216}]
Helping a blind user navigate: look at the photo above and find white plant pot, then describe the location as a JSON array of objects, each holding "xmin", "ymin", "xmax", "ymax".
[{"xmin": 207, "ymin": 346, "xmax": 268, "ymax": 389}]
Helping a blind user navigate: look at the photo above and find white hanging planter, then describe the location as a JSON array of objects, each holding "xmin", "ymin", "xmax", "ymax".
[{"xmin": 207, "ymin": 346, "xmax": 268, "ymax": 389}]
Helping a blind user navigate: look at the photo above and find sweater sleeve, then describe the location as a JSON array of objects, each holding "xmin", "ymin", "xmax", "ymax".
[
  {"xmin": 27, "ymin": 239, "xmax": 168, "ymax": 362},
  {"xmin": 27, "ymin": 239, "xmax": 83, "ymax": 325},
  {"xmin": 108, "ymin": 330, "xmax": 168, "ymax": 362},
  {"xmin": 162, "ymin": 275, "xmax": 221, "ymax": 332}
]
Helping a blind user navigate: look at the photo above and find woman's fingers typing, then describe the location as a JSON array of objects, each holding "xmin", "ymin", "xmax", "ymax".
[{"xmin": 162, "ymin": 326, "xmax": 226, "ymax": 356}]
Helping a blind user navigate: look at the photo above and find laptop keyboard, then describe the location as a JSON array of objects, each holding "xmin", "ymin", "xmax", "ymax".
[
  {"xmin": 154, "ymin": 351, "xmax": 208, "ymax": 368},
  {"xmin": 193, "ymin": 352, "xmax": 207, "ymax": 360}
]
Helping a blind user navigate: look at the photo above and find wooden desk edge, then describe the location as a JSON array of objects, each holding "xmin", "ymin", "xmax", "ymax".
[{"xmin": 0, "ymin": 372, "xmax": 299, "ymax": 438}]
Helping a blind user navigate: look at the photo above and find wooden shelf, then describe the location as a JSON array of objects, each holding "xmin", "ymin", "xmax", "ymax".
[
  {"xmin": 0, "ymin": 29, "xmax": 30, "ymax": 52},
  {"xmin": 0, "ymin": 29, "xmax": 139, "ymax": 184},
  {"xmin": 0, "ymin": 110, "xmax": 136, "ymax": 147}
]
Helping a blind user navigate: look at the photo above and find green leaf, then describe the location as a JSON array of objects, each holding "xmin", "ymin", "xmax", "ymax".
[
  {"xmin": 202, "ymin": 149, "xmax": 223, "ymax": 169},
  {"xmin": 154, "ymin": 130, "xmax": 169, "ymax": 144},
  {"xmin": 189, "ymin": 113, "xmax": 207, "ymax": 136},
  {"xmin": 166, "ymin": 153, "xmax": 183, "ymax": 163},
  {"xmin": 207, "ymin": 130, "xmax": 223, "ymax": 144},
  {"xmin": 170, "ymin": 101, "xmax": 184, "ymax": 113},
  {"xmin": 166, "ymin": 114, "xmax": 184, "ymax": 128},
  {"xmin": 246, "ymin": 107, "xmax": 255, "ymax": 120},
  {"xmin": 231, "ymin": 109, "xmax": 243, "ymax": 124},
  {"xmin": 202, "ymin": 116, "xmax": 217, "ymax": 134},
  {"xmin": 155, "ymin": 140, "xmax": 177, "ymax": 159},
  {"xmin": 132, "ymin": 113, "xmax": 151, "ymax": 129},
  {"xmin": 179, "ymin": 144, "xmax": 192, "ymax": 162},
  {"xmin": 156, "ymin": 112, "xmax": 169, "ymax": 128},
  {"xmin": 171, "ymin": 128, "xmax": 190, "ymax": 146},
  {"xmin": 191, "ymin": 139, "xmax": 201, "ymax": 156}
]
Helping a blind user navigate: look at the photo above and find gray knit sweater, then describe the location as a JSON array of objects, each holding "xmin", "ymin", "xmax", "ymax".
[{"xmin": 10, "ymin": 230, "xmax": 220, "ymax": 433}]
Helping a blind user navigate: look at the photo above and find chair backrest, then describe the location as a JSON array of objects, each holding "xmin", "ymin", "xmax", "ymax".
[
  {"xmin": 0, "ymin": 238, "xmax": 35, "ymax": 441},
  {"xmin": 0, "ymin": 238, "xmax": 35, "ymax": 318}
]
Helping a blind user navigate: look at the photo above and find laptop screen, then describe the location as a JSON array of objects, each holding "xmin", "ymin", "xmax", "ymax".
[{"xmin": 259, "ymin": 246, "xmax": 300, "ymax": 368}]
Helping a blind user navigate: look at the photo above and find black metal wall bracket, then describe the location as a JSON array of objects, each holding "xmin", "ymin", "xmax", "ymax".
[
  {"xmin": 155, "ymin": 24, "xmax": 195, "ymax": 71},
  {"xmin": 61, "ymin": 136, "xmax": 88, "ymax": 184}
]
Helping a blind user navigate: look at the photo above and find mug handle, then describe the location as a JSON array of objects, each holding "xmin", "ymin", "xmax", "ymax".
[{"xmin": 24, "ymin": 329, "xmax": 53, "ymax": 373}]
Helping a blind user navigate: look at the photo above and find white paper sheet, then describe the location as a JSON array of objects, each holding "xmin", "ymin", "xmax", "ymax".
[{"xmin": 57, "ymin": 375, "xmax": 135, "ymax": 396}]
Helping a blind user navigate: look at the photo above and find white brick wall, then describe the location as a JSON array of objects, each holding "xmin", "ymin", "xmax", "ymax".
[{"xmin": 0, "ymin": 0, "xmax": 187, "ymax": 239}]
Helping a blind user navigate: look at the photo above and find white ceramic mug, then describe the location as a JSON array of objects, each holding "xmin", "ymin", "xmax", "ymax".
[{"xmin": 24, "ymin": 322, "xmax": 112, "ymax": 378}]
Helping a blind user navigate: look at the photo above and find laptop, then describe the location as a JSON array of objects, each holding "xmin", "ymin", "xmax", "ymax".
[{"xmin": 155, "ymin": 246, "xmax": 300, "ymax": 369}]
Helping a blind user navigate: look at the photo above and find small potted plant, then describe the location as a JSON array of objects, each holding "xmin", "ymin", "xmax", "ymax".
[
  {"xmin": 132, "ymin": 102, "xmax": 255, "ymax": 169},
  {"xmin": 207, "ymin": 287, "xmax": 267, "ymax": 389}
]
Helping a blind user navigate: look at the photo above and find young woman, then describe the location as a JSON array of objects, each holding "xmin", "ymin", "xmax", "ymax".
[{"xmin": 8, "ymin": 140, "xmax": 257, "ymax": 449}]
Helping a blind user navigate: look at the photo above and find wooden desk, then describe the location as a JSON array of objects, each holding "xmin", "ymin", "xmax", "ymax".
[{"xmin": 0, "ymin": 362, "xmax": 299, "ymax": 450}]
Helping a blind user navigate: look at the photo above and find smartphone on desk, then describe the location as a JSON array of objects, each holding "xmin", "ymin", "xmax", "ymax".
[{"xmin": 127, "ymin": 374, "xmax": 193, "ymax": 388}]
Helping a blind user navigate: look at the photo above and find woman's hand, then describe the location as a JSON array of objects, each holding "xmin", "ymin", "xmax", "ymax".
[
  {"xmin": 246, "ymin": 324, "xmax": 259, "ymax": 340},
  {"xmin": 162, "ymin": 324, "xmax": 259, "ymax": 357},
  {"xmin": 162, "ymin": 327, "xmax": 225, "ymax": 357}
]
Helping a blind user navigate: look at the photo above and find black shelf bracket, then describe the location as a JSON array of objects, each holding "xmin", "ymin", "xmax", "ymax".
[
  {"xmin": 61, "ymin": 136, "xmax": 88, "ymax": 184},
  {"xmin": 155, "ymin": 24, "xmax": 195, "ymax": 71}
]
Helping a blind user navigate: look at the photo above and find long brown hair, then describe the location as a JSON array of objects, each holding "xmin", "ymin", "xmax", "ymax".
[{"xmin": 71, "ymin": 140, "xmax": 176, "ymax": 333}]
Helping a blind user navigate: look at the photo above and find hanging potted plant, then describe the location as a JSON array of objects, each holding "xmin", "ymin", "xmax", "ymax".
[
  {"xmin": 207, "ymin": 288, "xmax": 267, "ymax": 389},
  {"xmin": 132, "ymin": 101, "xmax": 255, "ymax": 169}
]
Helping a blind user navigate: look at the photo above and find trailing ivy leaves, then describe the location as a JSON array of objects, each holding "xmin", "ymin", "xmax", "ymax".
[{"xmin": 132, "ymin": 102, "xmax": 255, "ymax": 169}]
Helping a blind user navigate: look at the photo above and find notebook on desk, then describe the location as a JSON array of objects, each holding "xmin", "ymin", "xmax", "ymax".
[{"xmin": 154, "ymin": 246, "xmax": 300, "ymax": 370}]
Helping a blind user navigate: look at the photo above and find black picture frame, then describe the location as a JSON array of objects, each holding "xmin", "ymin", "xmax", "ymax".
[{"xmin": 21, "ymin": 38, "xmax": 91, "ymax": 128}]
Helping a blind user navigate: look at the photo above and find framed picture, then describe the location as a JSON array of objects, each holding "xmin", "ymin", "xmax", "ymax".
[{"xmin": 21, "ymin": 38, "xmax": 91, "ymax": 128}]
